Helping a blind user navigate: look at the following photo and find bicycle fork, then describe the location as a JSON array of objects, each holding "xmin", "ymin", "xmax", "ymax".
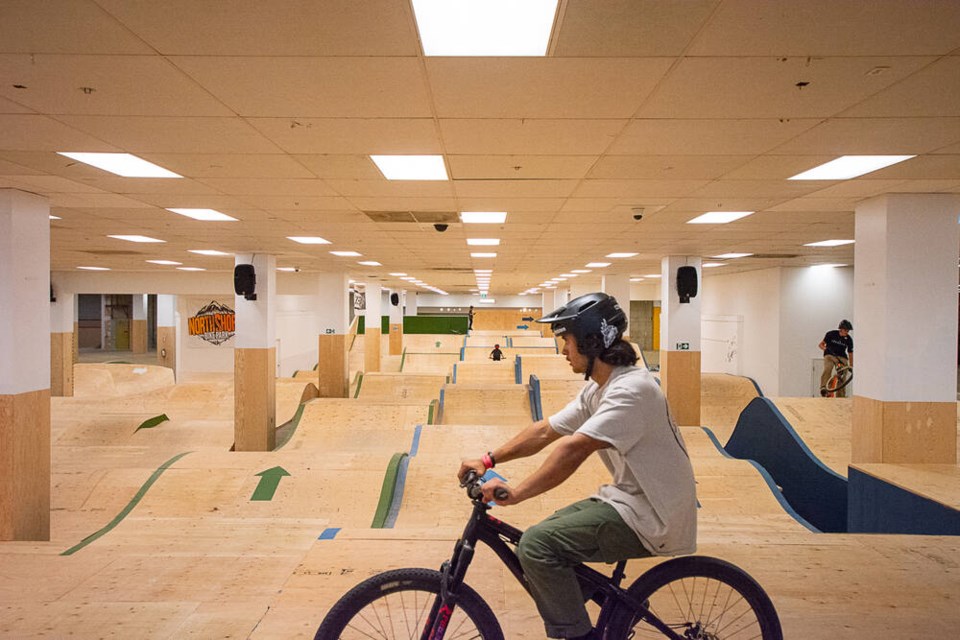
[{"xmin": 421, "ymin": 539, "xmax": 475, "ymax": 640}]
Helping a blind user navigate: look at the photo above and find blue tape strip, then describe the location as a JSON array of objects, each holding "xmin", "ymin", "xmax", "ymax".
[
  {"xmin": 410, "ymin": 424, "xmax": 422, "ymax": 457},
  {"xmin": 383, "ymin": 456, "xmax": 410, "ymax": 528},
  {"xmin": 318, "ymin": 527, "xmax": 341, "ymax": 540}
]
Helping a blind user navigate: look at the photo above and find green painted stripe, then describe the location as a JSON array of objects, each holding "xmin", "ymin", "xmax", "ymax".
[
  {"xmin": 400, "ymin": 347, "xmax": 407, "ymax": 371},
  {"xmin": 353, "ymin": 372, "xmax": 364, "ymax": 398},
  {"xmin": 61, "ymin": 451, "xmax": 192, "ymax": 556},
  {"xmin": 427, "ymin": 399, "xmax": 437, "ymax": 425},
  {"xmin": 135, "ymin": 414, "xmax": 169, "ymax": 432},
  {"xmin": 371, "ymin": 452, "xmax": 408, "ymax": 528},
  {"xmin": 274, "ymin": 402, "xmax": 307, "ymax": 450}
]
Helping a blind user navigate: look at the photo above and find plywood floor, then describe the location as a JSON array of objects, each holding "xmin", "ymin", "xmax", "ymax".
[{"xmin": 2, "ymin": 364, "xmax": 958, "ymax": 639}]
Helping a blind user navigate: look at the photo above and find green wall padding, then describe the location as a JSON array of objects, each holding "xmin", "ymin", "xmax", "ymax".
[{"xmin": 356, "ymin": 315, "xmax": 468, "ymax": 335}]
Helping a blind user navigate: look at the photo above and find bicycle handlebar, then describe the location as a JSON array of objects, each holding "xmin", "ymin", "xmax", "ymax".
[{"xmin": 461, "ymin": 470, "xmax": 509, "ymax": 502}]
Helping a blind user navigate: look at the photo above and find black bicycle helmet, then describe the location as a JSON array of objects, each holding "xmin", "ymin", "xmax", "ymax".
[
  {"xmin": 839, "ymin": 319, "xmax": 853, "ymax": 331},
  {"xmin": 537, "ymin": 292, "xmax": 627, "ymax": 358}
]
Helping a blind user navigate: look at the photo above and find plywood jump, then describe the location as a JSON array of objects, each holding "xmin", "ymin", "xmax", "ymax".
[
  {"xmin": 399, "ymin": 352, "xmax": 460, "ymax": 375},
  {"xmin": 440, "ymin": 383, "xmax": 532, "ymax": 426},
  {"xmin": 454, "ymin": 360, "xmax": 517, "ymax": 384},
  {"xmin": 356, "ymin": 372, "xmax": 445, "ymax": 404}
]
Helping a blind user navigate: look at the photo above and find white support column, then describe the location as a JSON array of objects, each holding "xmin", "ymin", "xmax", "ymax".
[
  {"xmin": 660, "ymin": 256, "xmax": 702, "ymax": 426},
  {"xmin": 317, "ymin": 273, "xmax": 350, "ymax": 397},
  {"xmin": 156, "ymin": 295, "xmax": 177, "ymax": 374},
  {"xmin": 131, "ymin": 293, "xmax": 148, "ymax": 354},
  {"xmin": 388, "ymin": 288, "xmax": 404, "ymax": 356},
  {"xmin": 852, "ymin": 193, "xmax": 960, "ymax": 463},
  {"xmin": 405, "ymin": 291, "xmax": 418, "ymax": 317},
  {"xmin": 233, "ymin": 254, "xmax": 277, "ymax": 451},
  {"xmin": 50, "ymin": 284, "xmax": 75, "ymax": 397},
  {"xmin": 364, "ymin": 283, "xmax": 383, "ymax": 373},
  {"xmin": 602, "ymin": 274, "xmax": 631, "ymax": 338},
  {"xmin": 0, "ymin": 189, "xmax": 51, "ymax": 541}
]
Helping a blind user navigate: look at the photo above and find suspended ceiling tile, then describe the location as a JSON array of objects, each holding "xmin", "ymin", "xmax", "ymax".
[
  {"xmin": 340, "ymin": 196, "xmax": 458, "ymax": 213},
  {"xmin": 249, "ymin": 118, "xmax": 442, "ymax": 155},
  {"xmin": 0, "ymin": 1, "xmax": 154, "ymax": 54},
  {"xmin": 767, "ymin": 198, "xmax": 857, "ymax": 212},
  {"xmin": 447, "ymin": 155, "xmax": 597, "ymax": 180},
  {"xmin": 571, "ymin": 179, "xmax": 709, "ymax": 198},
  {"xmin": 859, "ymin": 155, "xmax": 960, "ymax": 180},
  {"xmin": 609, "ymin": 118, "xmax": 822, "ymax": 155},
  {"xmin": 689, "ymin": 179, "xmax": 823, "ymax": 199},
  {"xmin": 0, "ymin": 54, "xmax": 235, "ymax": 116},
  {"xmin": 773, "ymin": 117, "xmax": 960, "ymax": 155},
  {"xmin": 171, "ymin": 57, "xmax": 433, "ymax": 118},
  {"xmin": 554, "ymin": 0, "xmax": 718, "ymax": 57},
  {"xmin": 235, "ymin": 195, "xmax": 355, "ymax": 211},
  {"xmin": 456, "ymin": 197, "xmax": 568, "ymax": 212},
  {"xmin": 454, "ymin": 179, "xmax": 578, "ymax": 199},
  {"xmin": 689, "ymin": 0, "xmax": 960, "ymax": 56},
  {"xmin": 636, "ymin": 56, "xmax": 934, "ymax": 119},
  {"xmin": 47, "ymin": 192, "xmax": 156, "ymax": 208},
  {"xmin": 720, "ymin": 155, "xmax": 836, "ymax": 180},
  {"xmin": 94, "ymin": 0, "xmax": 417, "ymax": 56},
  {"xmin": 293, "ymin": 155, "xmax": 384, "ymax": 181},
  {"xmin": 427, "ymin": 58, "xmax": 674, "ymax": 119},
  {"xmin": 439, "ymin": 118, "xmax": 626, "ymax": 155},
  {"xmin": 588, "ymin": 155, "xmax": 750, "ymax": 180},
  {"xmin": 325, "ymin": 180, "xmax": 454, "ymax": 199}
]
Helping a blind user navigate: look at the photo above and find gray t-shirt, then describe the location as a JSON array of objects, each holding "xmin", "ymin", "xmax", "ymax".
[{"xmin": 549, "ymin": 365, "xmax": 697, "ymax": 556}]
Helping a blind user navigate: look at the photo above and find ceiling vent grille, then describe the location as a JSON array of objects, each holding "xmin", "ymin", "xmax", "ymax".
[{"xmin": 363, "ymin": 211, "xmax": 459, "ymax": 224}]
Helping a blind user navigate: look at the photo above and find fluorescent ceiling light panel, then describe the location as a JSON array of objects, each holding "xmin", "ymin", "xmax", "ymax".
[
  {"xmin": 189, "ymin": 249, "xmax": 231, "ymax": 256},
  {"xmin": 58, "ymin": 152, "xmax": 182, "ymax": 178},
  {"xmin": 49, "ymin": 215, "xmax": 61, "ymax": 220},
  {"xmin": 166, "ymin": 208, "xmax": 238, "ymax": 222},
  {"xmin": 789, "ymin": 155, "xmax": 915, "ymax": 180},
  {"xmin": 147, "ymin": 260, "xmax": 182, "ymax": 266},
  {"xmin": 370, "ymin": 155, "xmax": 448, "ymax": 180},
  {"xmin": 812, "ymin": 263, "xmax": 848, "ymax": 269},
  {"xmin": 467, "ymin": 238, "xmax": 500, "ymax": 246},
  {"xmin": 571, "ymin": 269, "xmax": 591, "ymax": 274},
  {"xmin": 288, "ymin": 236, "xmax": 331, "ymax": 245},
  {"xmin": 687, "ymin": 211, "xmax": 754, "ymax": 224},
  {"xmin": 331, "ymin": 251, "xmax": 362, "ymax": 257},
  {"xmin": 412, "ymin": 0, "xmax": 558, "ymax": 56},
  {"xmin": 177, "ymin": 267, "xmax": 206, "ymax": 271},
  {"xmin": 471, "ymin": 252, "xmax": 497, "ymax": 258},
  {"xmin": 606, "ymin": 252, "xmax": 638, "ymax": 258},
  {"xmin": 358, "ymin": 261, "xmax": 382, "ymax": 266},
  {"xmin": 477, "ymin": 299, "xmax": 496, "ymax": 304},
  {"xmin": 702, "ymin": 262, "xmax": 726, "ymax": 268},
  {"xmin": 630, "ymin": 278, "xmax": 644, "ymax": 282},
  {"xmin": 277, "ymin": 267, "xmax": 297, "ymax": 272},
  {"xmin": 560, "ymin": 273, "xmax": 577, "ymax": 278},
  {"xmin": 461, "ymin": 211, "xmax": 507, "ymax": 224},
  {"xmin": 712, "ymin": 253, "xmax": 753, "ymax": 259},
  {"xmin": 389, "ymin": 272, "xmax": 407, "ymax": 276},
  {"xmin": 586, "ymin": 262, "xmax": 610, "ymax": 268},
  {"xmin": 644, "ymin": 274, "xmax": 662, "ymax": 278},
  {"xmin": 804, "ymin": 239, "xmax": 855, "ymax": 247},
  {"xmin": 76, "ymin": 266, "xmax": 110, "ymax": 271},
  {"xmin": 108, "ymin": 235, "xmax": 164, "ymax": 243}
]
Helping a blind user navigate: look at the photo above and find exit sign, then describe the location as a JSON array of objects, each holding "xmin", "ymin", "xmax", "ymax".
[{"xmin": 676, "ymin": 342, "xmax": 690, "ymax": 351}]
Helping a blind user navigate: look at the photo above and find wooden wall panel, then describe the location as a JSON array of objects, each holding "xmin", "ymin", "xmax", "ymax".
[
  {"xmin": 234, "ymin": 348, "xmax": 276, "ymax": 452},
  {"xmin": 0, "ymin": 389, "xmax": 50, "ymax": 540},
  {"xmin": 50, "ymin": 332, "xmax": 74, "ymax": 397},
  {"xmin": 131, "ymin": 319, "xmax": 148, "ymax": 354},
  {"xmin": 364, "ymin": 328, "xmax": 382, "ymax": 373},
  {"xmin": 853, "ymin": 395, "xmax": 957, "ymax": 463},
  {"xmin": 473, "ymin": 309, "xmax": 542, "ymax": 332},
  {"xmin": 156, "ymin": 326, "xmax": 176, "ymax": 373},
  {"xmin": 660, "ymin": 350, "xmax": 701, "ymax": 426},
  {"xmin": 388, "ymin": 323, "xmax": 403, "ymax": 356},
  {"xmin": 318, "ymin": 334, "xmax": 349, "ymax": 398}
]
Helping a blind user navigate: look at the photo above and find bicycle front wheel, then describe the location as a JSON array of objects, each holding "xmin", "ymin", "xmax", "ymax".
[
  {"xmin": 314, "ymin": 568, "xmax": 504, "ymax": 640},
  {"xmin": 605, "ymin": 556, "xmax": 782, "ymax": 640},
  {"xmin": 826, "ymin": 368, "xmax": 853, "ymax": 395}
]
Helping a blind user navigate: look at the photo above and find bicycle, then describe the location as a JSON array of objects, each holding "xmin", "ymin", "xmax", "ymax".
[
  {"xmin": 314, "ymin": 471, "xmax": 783, "ymax": 639},
  {"xmin": 822, "ymin": 360, "xmax": 853, "ymax": 398}
]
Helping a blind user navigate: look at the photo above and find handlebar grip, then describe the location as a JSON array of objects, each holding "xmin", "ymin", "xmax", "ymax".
[{"xmin": 493, "ymin": 487, "xmax": 509, "ymax": 501}]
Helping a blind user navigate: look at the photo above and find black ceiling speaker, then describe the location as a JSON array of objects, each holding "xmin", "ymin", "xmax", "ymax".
[
  {"xmin": 390, "ymin": 292, "xmax": 400, "ymax": 306},
  {"xmin": 676, "ymin": 266, "xmax": 698, "ymax": 303},
  {"xmin": 234, "ymin": 264, "xmax": 257, "ymax": 301},
  {"xmin": 50, "ymin": 283, "xmax": 56, "ymax": 303}
]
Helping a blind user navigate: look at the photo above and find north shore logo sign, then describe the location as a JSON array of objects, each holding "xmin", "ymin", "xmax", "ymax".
[{"xmin": 188, "ymin": 300, "xmax": 236, "ymax": 346}]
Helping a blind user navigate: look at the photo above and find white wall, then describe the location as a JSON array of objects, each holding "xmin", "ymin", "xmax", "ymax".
[
  {"xmin": 780, "ymin": 266, "xmax": 854, "ymax": 396},
  {"xmin": 416, "ymin": 293, "xmax": 538, "ymax": 308},
  {"xmin": 701, "ymin": 268, "xmax": 782, "ymax": 395}
]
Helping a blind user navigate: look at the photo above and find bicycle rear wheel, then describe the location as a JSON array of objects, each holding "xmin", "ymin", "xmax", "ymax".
[
  {"xmin": 314, "ymin": 568, "xmax": 504, "ymax": 640},
  {"xmin": 825, "ymin": 367, "xmax": 853, "ymax": 395},
  {"xmin": 605, "ymin": 556, "xmax": 782, "ymax": 640}
]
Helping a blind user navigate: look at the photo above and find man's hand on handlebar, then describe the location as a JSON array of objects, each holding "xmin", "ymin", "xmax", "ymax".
[
  {"xmin": 458, "ymin": 458, "xmax": 485, "ymax": 483},
  {"xmin": 479, "ymin": 477, "xmax": 519, "ymax": 506}
]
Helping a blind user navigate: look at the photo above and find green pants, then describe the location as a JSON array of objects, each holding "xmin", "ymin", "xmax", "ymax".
[{"xmin": 517, "ymin": 498, "xmax": 652, "ymax": 638}]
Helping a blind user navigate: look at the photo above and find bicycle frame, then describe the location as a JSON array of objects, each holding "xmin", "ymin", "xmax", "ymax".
[{"xmin": 422, "ymin": 498, "xmax": 687, "ymax": 640}]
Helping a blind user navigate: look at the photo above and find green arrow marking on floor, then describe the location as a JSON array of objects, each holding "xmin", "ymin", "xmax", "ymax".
[{"xmin": 251, "ymin": 466, "xmax": 290, "ymax": 501}]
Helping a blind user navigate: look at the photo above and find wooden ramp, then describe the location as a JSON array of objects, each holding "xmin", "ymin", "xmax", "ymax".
[
  {"xmin": 771, "ymin": 396, "xmax": 852, "ymax": 476},
  {"xmin": 402, "ymin": 334, "xmax": 465, "ymax": 351},
  {"xmin": 441, "ymin": 384, "xmax": 531, "ymax": 426},
  {"xmin": 73, "ymin": 362, "xmax": 176, "ymax": 397},
  {"xmin": 699, "ymin": 373, "xmax": 761, "ymax": 442},
  {"xmin": 520, "ymin": 354, "xmax": 581, "ymax": 380},
  {"xmin": 454, "ymin": 360, "xmax": 516, "ymax": 384},
  {"xmin": 399, "ymin": 351, "xmax": 460, "ymax": 375},
  {"xmin": 356, "ymin": 372, "xmax": 445, "ymax": 404},
  {"xmin": 539, "ymin": 378, "xmax": 585, "ymax": 418}
]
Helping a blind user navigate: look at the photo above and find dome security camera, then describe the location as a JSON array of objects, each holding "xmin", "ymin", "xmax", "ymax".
[
  {"xmin": 434, "ymin": 223, "xmax": 449, "ymax": 232},
  {"xmin": 632, "ymin": 207, "xmax": 645, "ymax": 221}
]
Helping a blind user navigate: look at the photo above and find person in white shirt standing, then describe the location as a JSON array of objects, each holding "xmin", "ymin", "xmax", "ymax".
[{"xmin": 459, "ymin": 292, "xmax": 697, "ymax": 640}]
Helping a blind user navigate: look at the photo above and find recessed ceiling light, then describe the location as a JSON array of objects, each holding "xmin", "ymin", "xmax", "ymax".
[
  {"xmin": 477, "ymin": 298, "xmax": 497, "ymax": 304},
  {"xmin": 804, "ymin": 239, "xmax": 855, "ymax": 247},
  {"xmin": 712, "ymin": 253, "xmax": 753, "ymax": 259},
  {"xmin": 467, "ymin": 238, "xmax": 500, "ymax": 246},
  {"xmin": 630, "ymin": 278, "xmax": 644, "ymax": 282},
  {"xmin": 461, "ymin": 211, "xmax": 508, "ymax": 224},
  {"xmin": 474, "ymin": 269, "xmax": 492, "ymax": 273},
  {"xmin": 811, "ymin": 263, "xmax": 848, "ymax": 269},
  {"xmin": 586, "ymin": 262, "xmax": 610, "ymax": 268},
  {"xmin": 146, "ymin": 260, "xmax": 182, "ymax": 266},
  {"xmin": 358, "ymin": 261, "xmax": 382, "ymax": 266},
  {"xmin": 606, "ymin": 252, "xmax": 638, "ymax": 258},
  {"xmin": 189, "ymin": 249, "xmax": 231, "ymax": 256},
  {"xmin": 166, "ymin": 208, "xmax": 238, "ymax": 222},
  {"xmin": 49, "ymin": 215, "xmax": 62, "ymax": 220},
  {"xmin": 560, "ymin": 273, "xmax": 577, "ymax": 278},
  {"xmin": 277, "ymin": 267, "xmax": 298, "ymax": 272},
  {"xmin": 58, "ymin": 152, "xmax": 182, "ymax": 178},
  {"xmin": 702, "ymin": 262, "xmax": 726, "ymax": 268},
  {"xmin": 471, "ymin": 252, "xmax": 497, "ymax": 258},
  {"xmin": 412, "ymin": 0, "xmax": 558, "ymax": 56},
  {"xmin": 687, "ymin": 211, "xmax": 754, "ymax": 224},
  {"xmin": 789, "ymin": 155, "xmax": 915, "ymax": 180},
  {"xmin": 644, "ymin": 274, "xmax": 662, "ymax": 278},
  {"xmin": 76, "ymin": 266, "xmax": 110, "ymax": 271},
  {"xmin": 330, "ymin": 250, "xmax": 362, "ymax": 257},
  {"xmin": 370, "ymin": 155, "xmax": 448, "ymax": 180},
  {"xmin": 288, "ymin": 236, "xmax": 331, "ymax": 245},
  {"xmin": 571, "ymin": 269, "xmax": 591, "ymax": 274},
  {"xmin": 108, "ymin": 234, "xmax": 164, "ymax": 243},
  {"xmin": 389, "ymin": 272, "xmax": 407, "ymax": 277},
  {"xmin": 177, "ymin": 267, "xmax": 206, "ymax": 271}
]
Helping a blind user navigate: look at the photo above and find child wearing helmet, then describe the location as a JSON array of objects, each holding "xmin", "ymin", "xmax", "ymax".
[
  {"xmin": 489, "ymin": 344, "xmax": 504, "ymax": 361},
  {"xmin": 458, "ymin": 292, "xmax": 697, "ymax": 640}
]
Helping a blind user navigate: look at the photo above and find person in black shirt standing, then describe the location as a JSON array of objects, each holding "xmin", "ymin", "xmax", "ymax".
[{"xmin": 819, "ymin": 319, "xmax": 854, "ymax": 397}]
